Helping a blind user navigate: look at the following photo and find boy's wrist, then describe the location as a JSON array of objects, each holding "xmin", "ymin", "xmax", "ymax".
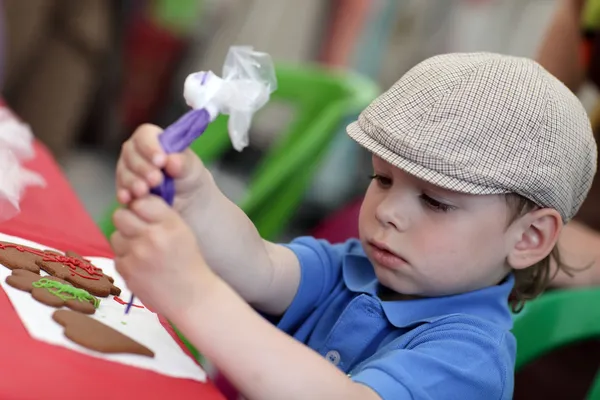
[
  {"xmin": 174, "ymin": 166, "xmax": 216, "ymax": 215},
  {"xmin": 175, "ymin": 267, "xmax": 229, "ymax": 332},
  {"xmin": 176, "ymin": 261, "xmax": 221, "ymax": 321}
]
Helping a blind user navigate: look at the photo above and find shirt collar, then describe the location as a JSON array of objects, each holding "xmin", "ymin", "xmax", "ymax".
[{"xmin": 342, "ymin": 241, "xmax": 514, "ymax": 329}]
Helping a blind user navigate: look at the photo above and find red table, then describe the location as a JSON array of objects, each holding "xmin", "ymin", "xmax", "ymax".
[{"xmin": 0, "ymin": 140, "xmax": 225, "ymax": 399}]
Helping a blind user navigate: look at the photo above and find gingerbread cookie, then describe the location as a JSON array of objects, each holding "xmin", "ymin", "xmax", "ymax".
[
  {"xmin": 0, "ymin": 241, "xmax": 121, "ymax": 297},
  {"xmin": 36, "ymin": 251, "xmax": 121, "ymax": 298},
  {"xmin": 65, "ymin": 250, "xmax": 89, "ymax": 262},
  {"xmin": 53, "ymin": 310, "xmax": 154, "ymax": 357},
  {"xmin": 5, "ymin": 270, "xmax": 99, "ymax": 314},
  {"xmin": 32, "ymin": 278, "xmax": 98, "ymax": 314},
  {"xmin": 6, "ymin": 269, "xmax": 66, "ymax": 290},
  {"xmin": 65, "ymin": 251, "xmax": 115, "ymax": 283},
  {"xmin": 0, "ymin": 242, "xmax": 43, "ymax": 273}
]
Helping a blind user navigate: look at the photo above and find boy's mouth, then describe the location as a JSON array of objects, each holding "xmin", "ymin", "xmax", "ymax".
[{"xmin": 367, "ymin": 240, "xmax": 408, "ymax": 269}]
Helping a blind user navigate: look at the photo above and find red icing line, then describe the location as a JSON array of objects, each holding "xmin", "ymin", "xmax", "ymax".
[
  {"xmin": 0, "ymin": 243, "xmax": 103, "ymax": 280},
  {"xmin": 114, "ymin": 296, "xmax": 144, "ymax": 309}
]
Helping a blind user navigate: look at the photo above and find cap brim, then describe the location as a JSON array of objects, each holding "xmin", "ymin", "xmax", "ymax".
[{"xmin": 347, "ymin": 121, "xmax": 508, "ymax": 196}]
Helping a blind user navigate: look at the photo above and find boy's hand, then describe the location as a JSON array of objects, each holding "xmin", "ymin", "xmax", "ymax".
[
  {"xmin": 116, "ymin": 124, "xmax": 207, "ymax": 209},
  {"xmin": 110, "ymin": 195, "xmax": 217, "ymax": 317}
]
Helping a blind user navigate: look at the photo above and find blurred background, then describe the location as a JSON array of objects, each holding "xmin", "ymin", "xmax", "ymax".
[
  {"xmin": 2, "ymin": 0, "xmax": 598, "ymax": 239},
  {"xmin": 4, "ymin": 2, "xmax": 600, "ymax": 398}
]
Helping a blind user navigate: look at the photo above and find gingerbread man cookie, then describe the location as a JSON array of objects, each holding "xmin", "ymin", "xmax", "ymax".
[
  {"xmin": 32, "ymin": 278, "xmax": 99, "ymax": 314},
  {"xmin": 0, "ymin": 241, "xmax": 121, "ymax": 297},
  {"xmin": 6, "ymin": 269, "xmax": 66, "ymax": 290},
  {"xmin": 6, "ymin": 270, "xmax": 99, "ymax": 314},
  {"xmin": 0, "ymin": 241, "xmax": 43, "ymax": 273},
  {"xmin": 65, "ymin": 251, "xmax": 117, "ymax": 284},
  {"xmin": 36, "ymin": 251, "xmax": 121, "ymax": 298},
  {"xmin": 53, "ymin": 310, "xmax": 154, "ymax": 357}
]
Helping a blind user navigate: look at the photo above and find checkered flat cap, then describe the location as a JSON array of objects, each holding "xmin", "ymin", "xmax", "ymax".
[{"xmin": 347, "ymin": 52, "xmax": 597, "ymax": 222}]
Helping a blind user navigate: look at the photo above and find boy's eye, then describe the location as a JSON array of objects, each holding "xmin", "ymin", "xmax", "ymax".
[
  {"xmin": 420, "ymin": 194, "xmax": 455, "ymax": 213},
  {"xmin": 369, "ymin": 174, "xmax": 392, "ymax": 188}
]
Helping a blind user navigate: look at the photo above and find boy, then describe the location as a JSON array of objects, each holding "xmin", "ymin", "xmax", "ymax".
[{"xmin": 110, "ymin": 53, "xmax": 597, "ymax": 399}]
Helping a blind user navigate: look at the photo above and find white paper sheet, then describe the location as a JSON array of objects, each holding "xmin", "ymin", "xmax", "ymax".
[{"xmin": 0, "ymin": 232, "xmax": 206, "ymax": 382}]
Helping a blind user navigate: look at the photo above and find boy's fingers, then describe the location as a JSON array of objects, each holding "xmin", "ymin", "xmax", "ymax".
[
  {"xmin": 130, "ymin": 195, "xmax": 172, "ymax": 224},
  {"xmin": 117, "ymin": 189, "xmax": 131, "ymax": 205},
  {"xmin": 131, "ymin": 124, "xmax": 166, "ymax": 167},
  {"xmin": 115, "ymin": 158, "xmax": 132, "ymax": 204},
  {"xmin": 113, "ymin": 208, "xmax": 147, "ymax": 238},
  {"xmin": 117, "ymin": 168, "xmax": 149, "ymax": 199},
  {"xmin": 122, "ymin": 147, "xmax": 162, "ymax": 187},
  {"xmin": 164, "ymin": 149, "xmax": 202, "ymax": 180},
  {"xmin": 164, "ymin": 153, "xmax": 185, "ymax": 178},
  {"xmin": 110, "ymin": 231, "xmax": 128, "ymax": 257}
]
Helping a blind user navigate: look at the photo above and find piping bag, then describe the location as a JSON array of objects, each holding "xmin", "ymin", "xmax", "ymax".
[{"xmin": 125, "ymin": 46, "xmax": 277, "ymax": 313}]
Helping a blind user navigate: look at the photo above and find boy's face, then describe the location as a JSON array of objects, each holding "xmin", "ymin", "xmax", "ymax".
[{"xmin": 359, "ymin": 156, "xmax": 513, "ymax": 297}]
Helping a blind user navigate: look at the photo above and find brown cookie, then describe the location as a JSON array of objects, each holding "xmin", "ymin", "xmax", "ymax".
[
  {"xmin": 31, "ymin": 278, "xmax": 99, "ymax": 314},
  {"xmin": 65, "ymin": 251, "xmax": 114, "ymax": 283},
  {"xmin": 65, "ymin": 250, "xmax": 89, "ymax": 261},
  {"xmin": 31, "ymin": 287, "xmax": 66, "ymax": 307},
  {"xmin": 6, "ymin": 269, "xmax": 67, "ymax": 291},
  {"xmin": 0, "ymin": 241, "xmax": 44, "ymax": 273},
  {"xmin": 31, "ymin": 286, "xmax": 97, "ymax": 315},
  {"xmin": 5, "ymin": 270, "xmax": 98, "ymax": 314},
  {"xmin": 63, "ymin": 299, "xmax": 97, "ymax": 314},
  {"xmin": 36, "ymin": 252, "xmax": 121, "ymax": 298},
  {"xmin": 53, "ymin": 310, "xmax": 154, "ymax": 357}
]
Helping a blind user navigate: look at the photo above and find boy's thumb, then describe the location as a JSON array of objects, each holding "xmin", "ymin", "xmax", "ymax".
[{"xmin": 164, "ymin": 150, "xmax": 200, "ymax": 180}]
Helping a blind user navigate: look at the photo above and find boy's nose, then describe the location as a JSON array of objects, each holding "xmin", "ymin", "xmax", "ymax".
[{"xmin": 375, "ymin": 194, "xmax": 409, "ymax": 231}]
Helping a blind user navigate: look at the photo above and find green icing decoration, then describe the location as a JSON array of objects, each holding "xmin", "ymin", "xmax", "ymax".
[{"xmin": 32, "ymin": 278, "xmax": 100, "ymax": 308}]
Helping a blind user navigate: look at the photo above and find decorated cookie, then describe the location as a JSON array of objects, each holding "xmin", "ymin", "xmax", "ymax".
[
  {"xmin": 0, "ymin": 242, "xmax": 120, "ymax": 298},
  {"xmin": 32, "ymin": 278, "xmax": 99, "ymax": 314},
  {"xmin": 6, "ymin": 269, "xmax": 67, "ymax": 290},
  {"xmin": 65, "ymin": 250, "xmax": 116, "ymax": 283},
  {"xmin": 53, "ymin": 310, "xmax": 154, "ymax": 357},
  {"xmin": 36, "ymin": 251, "xmax": 121, "ymax": 298},
  {"xmin": 0, "ymin": 241, "xmax": 44, "ymax": 273},
  {"xmin": 5, "ymin": 270, "xmax": 99, "ymax": 314}
]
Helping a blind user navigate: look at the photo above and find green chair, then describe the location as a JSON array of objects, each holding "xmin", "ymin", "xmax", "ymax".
[
  {"xmin": 512, "ymin": 288, "xmax": 600, "ymax": 399},
  {"xmin": 98, "ymin": 63, "xmax": 379, "ymax": 241}
]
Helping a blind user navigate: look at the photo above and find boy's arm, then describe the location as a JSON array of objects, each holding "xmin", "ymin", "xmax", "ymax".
[
  {"xmin": 175, "ymin": 274, "xmax": 506, "ymax": 400},
  {"xmin": 175, "ymin": 276, "xmax": 381, "ymax": 400},
  {"xmin": 178, "ymin": 170, "xmax": 300, "ymax": 315},
  {"xmin": 550, "ymin": 220, "xmax": 600, "ymax": 287}
]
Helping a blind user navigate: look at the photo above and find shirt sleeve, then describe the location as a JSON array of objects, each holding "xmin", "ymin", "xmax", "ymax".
[
  {"xmin": 272, "ymin": 236, "xmax": 355, "ymax": 334},
  {"xmin": 351, "ymin": 321, "xmax": 514, "ymax": 400}
]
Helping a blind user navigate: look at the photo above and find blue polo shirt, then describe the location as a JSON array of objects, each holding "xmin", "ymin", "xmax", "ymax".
[{"xmin": 271, "ymin": 237, "xmax": 515, "ymax": 399}]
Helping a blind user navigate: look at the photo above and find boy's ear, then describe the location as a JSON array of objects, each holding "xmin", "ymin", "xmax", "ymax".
[{"xmin": 507, "ymin": 208, "xmax": 563, "ymax": 270}]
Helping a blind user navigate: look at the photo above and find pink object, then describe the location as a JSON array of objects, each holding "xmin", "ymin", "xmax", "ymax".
[
  {"xmin": 312, "ymin": 196, "xmax": 363, "ymax": 242},
  {"xmin": 319, "ymin": 0, "xmax": 371, "ymax": 67}
]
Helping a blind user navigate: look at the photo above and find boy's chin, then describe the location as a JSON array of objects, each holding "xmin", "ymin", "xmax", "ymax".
[{"xmin": 372, "ymin": 265, "xmax": 421, "ymax": 296}]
